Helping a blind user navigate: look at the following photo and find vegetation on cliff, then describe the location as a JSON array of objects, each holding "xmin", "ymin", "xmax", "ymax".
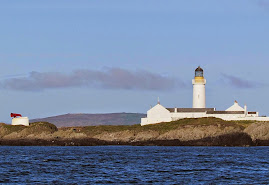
[
  {"xmin": 0, "ymin": 118, "xmax": 268, "ymax": 146},
  {"xmin": 0, "ymin": 123, "xmax": 25, "ymax": 136},
  {"xmin": 72, "ymin": 117, "xmax": 251, "ymax": 139},
  {"xmin": 0, "ymin": 122, "xmax": 58, "ymax": 139},
  {"xmin": 72, "ymin": 117, "xmax": 246, "ymax": 134}
]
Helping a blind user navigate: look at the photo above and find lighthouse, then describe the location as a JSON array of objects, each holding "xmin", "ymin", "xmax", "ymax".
[
  {"xmin": 192, "ymin": 66, "xmax": 206, "ymax": 108},
  {"xmin": 141, "ymin": 66, "xmax": 269, "ymax": 126}
]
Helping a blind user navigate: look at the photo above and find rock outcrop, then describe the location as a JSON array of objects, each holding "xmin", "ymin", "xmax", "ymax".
[{"xmin": 244, "ymin": 122, "xmax": 269, "ymax": 140}]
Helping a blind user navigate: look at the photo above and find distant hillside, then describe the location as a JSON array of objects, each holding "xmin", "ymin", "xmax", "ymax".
[{"xmin": 30, "ymin": 113, "xmax": 146, "ymax": 127}]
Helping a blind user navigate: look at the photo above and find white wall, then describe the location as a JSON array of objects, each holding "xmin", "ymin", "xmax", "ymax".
[
  {"xmin": 171, "ymin": 112, "xmax": 207, "ymax": 120},
  {"xmin": 11, "ymin": 117, "xmax": 29, "ymax": 126},
  {"xmin": 141, "ymin": 110, "xmax": 269, "ymax": 125},
  {"xmin": 141, "ymin": 104, "xmax": 172, "ymax": 126},
  {"xmin": 192, "ymin": 80, "xmax": 206, "ymax": 108},
  {"xmin": 207, "ymin": 114, "xmax": 246, "ymax": 120}
]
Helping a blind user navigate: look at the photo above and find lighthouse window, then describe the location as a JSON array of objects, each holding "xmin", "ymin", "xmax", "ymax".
[{"xmin": 195, "ymin": 71, "xmax": 203, "ymax": 77}]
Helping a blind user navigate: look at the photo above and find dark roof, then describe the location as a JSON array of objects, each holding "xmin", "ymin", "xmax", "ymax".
[
  {"xmin": 248, "ymin": 112, "xmax": 257, "ymax": 114},
  {"xmin": 195, "ymin": 66, "xmax": 203, "ymax": 72},
  {"xmin": 166, "ymin": 108, "xmax": 215, "ymax": 113},
  {"xmin": 206, "ymin": 111, "xmax": 245, "ymax": 114}
]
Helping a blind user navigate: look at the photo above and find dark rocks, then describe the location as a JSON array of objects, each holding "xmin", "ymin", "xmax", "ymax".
[{"xmin": 0, "ymin": 132, "xmax": 257, "ymax": 146}]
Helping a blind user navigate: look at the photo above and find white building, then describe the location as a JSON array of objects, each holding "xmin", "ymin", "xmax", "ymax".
[
  {"xmin": 141, "ymin": 66, "xmax": 269, "ymax": 126},
  {"xmin": 11, "ymin": 117, "xmax": 29, "ymax": 126}
]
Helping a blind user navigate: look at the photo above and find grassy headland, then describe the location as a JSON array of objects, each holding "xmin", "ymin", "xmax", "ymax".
[{"xmin": 0, "ymin": 118, "xmax": 268, "ymax": 146}]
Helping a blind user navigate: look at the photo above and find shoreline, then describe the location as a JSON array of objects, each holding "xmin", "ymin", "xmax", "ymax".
[{"xmin": 0, "ymin": 133, "xmax": 268, "ymax": 147}]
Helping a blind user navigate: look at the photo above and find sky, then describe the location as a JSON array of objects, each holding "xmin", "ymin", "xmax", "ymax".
[{"xmin": 0, "ymin": 0, "xmax": 269, "ymax": 123}]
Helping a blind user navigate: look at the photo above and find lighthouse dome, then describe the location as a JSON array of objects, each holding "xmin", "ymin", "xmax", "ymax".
[
  {"xmin": 195, "ymin": 66, "xmax": 203, "ymax": 72},
  {"xmin": 195, "ymin": 66, "xmax": 204, "ymax": 77}
]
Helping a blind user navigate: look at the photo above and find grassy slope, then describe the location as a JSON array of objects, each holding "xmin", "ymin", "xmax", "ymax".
[
  {"xmin": 64, "ymin": 117, "xmax": 256, "ymax": 137},
  {"xmin": 0, "ymin": 118, "xmax": 261, "ymax": 139},
  {"xmin": 0, "ymin": 122, "xmax": 57, "ymax": 138}
]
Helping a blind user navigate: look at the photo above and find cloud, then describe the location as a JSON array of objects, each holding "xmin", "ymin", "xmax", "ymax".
[
  {"xmin": 221, "ymin": 74, "xmax": 259, "ymax": 88},
  {"xmin": 256, "ymin": 0, "xmax": 269, "ymax": 10},
  {"xmin": 257, "ymin": 0, "xmax": 269, "ymax": 7},
  {"xmin": 1, "ymin": 68, "xmax": 185, "ymax": 91}
]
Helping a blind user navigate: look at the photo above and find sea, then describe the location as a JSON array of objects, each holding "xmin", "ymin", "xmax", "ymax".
[{"xmin": 0, "ymin": 146, "xmax": 268, "ymax": 184}]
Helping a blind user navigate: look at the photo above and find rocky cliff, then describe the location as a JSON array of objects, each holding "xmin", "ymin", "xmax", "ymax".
[{"xmin": 1, "ymin": 118, "xmax": 269, "ymax": 146}]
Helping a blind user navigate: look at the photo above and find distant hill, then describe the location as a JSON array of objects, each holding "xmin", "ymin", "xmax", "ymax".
[{"xmin": 30, "ymin": 113, "xmax": 146, "ymax": 127}]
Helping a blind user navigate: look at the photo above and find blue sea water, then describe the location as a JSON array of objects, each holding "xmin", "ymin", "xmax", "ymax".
[{"xmin": 0, "ymin": 146, "xmax": 268, "ymax": 184}]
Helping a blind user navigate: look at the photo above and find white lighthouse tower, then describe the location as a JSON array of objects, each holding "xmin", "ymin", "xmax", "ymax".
[{"xmin": 192, "ymin": 66, "xmax": 206, "ymax": 108}]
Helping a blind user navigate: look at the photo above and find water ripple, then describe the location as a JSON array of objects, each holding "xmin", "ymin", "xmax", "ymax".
[{"xmin": 0, "ymin": 146, "xmax": 268, "ymax": 184}]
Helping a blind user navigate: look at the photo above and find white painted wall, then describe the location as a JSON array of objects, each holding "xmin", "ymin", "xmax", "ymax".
[
  {"xmin": 231, "ymin": 117, "xmax": 269, "ymax": 121},
  {"xmin": 141, "ymin": 104, "xmax": 172, "ymax": 126},
  {"xmin": 141, "ymin": 108, "xmax": 269, "ymax": 125},
  {"xmin": 207, "ymin": 114, "xmax": 246, "ymax": 120},
  {"xmin": 192, "ymin": 79, "xmax": 206, "ymax": 108},
  {"xmin": 12, "ymin": 117, "xmax": 29, "ymax": 126},
  {"xmin": 171, "ymin": 112, "xmax": 207, "ymax": 120}
]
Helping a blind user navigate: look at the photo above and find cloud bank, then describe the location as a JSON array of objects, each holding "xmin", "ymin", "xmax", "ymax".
[
  {"xmin": 221, "ymin": 74, "xmax": 258, "ymax": 88},
  {"xmin": 1, "ymin": 68, "xmax": 184, "ymax": 91}
]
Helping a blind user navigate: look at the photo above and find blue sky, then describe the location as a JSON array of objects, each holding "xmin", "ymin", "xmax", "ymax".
[{"xmin": 0, "ymin": 0, "xmax": 269, "ymax": 122}]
